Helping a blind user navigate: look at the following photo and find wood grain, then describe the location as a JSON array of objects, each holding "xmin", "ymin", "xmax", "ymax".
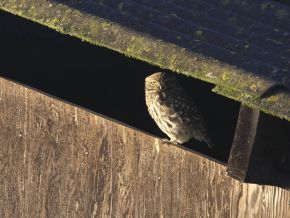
[{"xmin": 0, "ymin": 77, "xmax": 289, "ymax": 218}]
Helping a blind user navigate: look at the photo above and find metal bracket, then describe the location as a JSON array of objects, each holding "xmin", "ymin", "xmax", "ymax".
[
  {"xmin": 227, "ymin": 104, "xmax": 260, "ymax": 181},
  {"xmin": 227, "ymin": 103, "xmax": 290, "ymax": 189}
]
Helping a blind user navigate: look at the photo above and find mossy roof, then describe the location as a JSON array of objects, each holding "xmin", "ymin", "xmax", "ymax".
[{"xmin": 1, "ymin": 0, "xmax": 289, "ymax": 121}]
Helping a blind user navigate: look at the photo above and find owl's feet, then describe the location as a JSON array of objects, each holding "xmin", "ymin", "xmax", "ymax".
[{"xmin": 160, "ymin": 138, "xmax": 179, "ymax": 145}]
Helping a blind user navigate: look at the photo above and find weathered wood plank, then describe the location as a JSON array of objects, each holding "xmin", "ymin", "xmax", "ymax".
[
  {"xmin": 0, "ymin": 77, "xmax": 289, "ymax": 217},
  {"xmin": 227, "ymin": 104, "xmax": 260, "ymax": 181}
]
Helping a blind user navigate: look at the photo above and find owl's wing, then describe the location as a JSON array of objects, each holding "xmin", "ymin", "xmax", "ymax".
[
  {"xmin": 168, "ymin": 88, "xmax": 214, "ymax": 147},
  {"xmin": 166, "ymin": 88, "xmax": 202, "ymax": 123}
]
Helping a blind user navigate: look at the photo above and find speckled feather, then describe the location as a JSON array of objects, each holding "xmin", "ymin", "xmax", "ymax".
[{"xmin": 145, "ymin": 72, "xmax": 213, "ymax": 147}]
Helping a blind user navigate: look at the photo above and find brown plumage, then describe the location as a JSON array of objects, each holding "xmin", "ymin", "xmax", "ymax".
[{"xmin": 145, "ymin": 72, "xmax": 213, "ymax": 147}]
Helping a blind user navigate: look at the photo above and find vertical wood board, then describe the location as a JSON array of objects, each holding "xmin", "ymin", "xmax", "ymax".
[{"xmin": 0, "ymin": 78, "xmax": 289, "ymax": 217}]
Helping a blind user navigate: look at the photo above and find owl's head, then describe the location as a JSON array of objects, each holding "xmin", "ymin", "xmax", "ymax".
[{"xmin": 145, "ymin": 72, "xmax": 178, "ymax": 91}]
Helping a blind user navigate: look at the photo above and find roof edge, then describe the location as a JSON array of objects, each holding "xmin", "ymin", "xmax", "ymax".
[
  {"xmin": 1, "ymin": 1, "xmax": 289, "ymax": 121},
  {"xmin": 213, "ymin": 85, "xmax": 290, "ymax": 121}
]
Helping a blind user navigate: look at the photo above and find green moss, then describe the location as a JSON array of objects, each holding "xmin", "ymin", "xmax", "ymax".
[
  {"xmin": 213, "ymin": 86, "xmax": 290, "ymax": 121},
  {"xmin": 221, "ymin": 0, "xmax": 230, "ymax": 6},
  {"xmin": 261, "ymin": 2, "xmax": 272, "ymax": 11},
  {"xmin": 276, "ymin": 9, "xmax": 289, "ymax": 19},
  {"xmin": 195, "ymin": 29, "xmax": 203, "ymax": 37}
]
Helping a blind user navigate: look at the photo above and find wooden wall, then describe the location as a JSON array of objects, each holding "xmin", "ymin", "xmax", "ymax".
[{"xmin": 0, "ymin": 77, "xmax": 289, "ymax": 217}]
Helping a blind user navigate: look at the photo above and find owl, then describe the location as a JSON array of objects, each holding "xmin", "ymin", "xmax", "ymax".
[{"xmin": 145, "ymin": 72, "xmax": 213, "ymax": 147}]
